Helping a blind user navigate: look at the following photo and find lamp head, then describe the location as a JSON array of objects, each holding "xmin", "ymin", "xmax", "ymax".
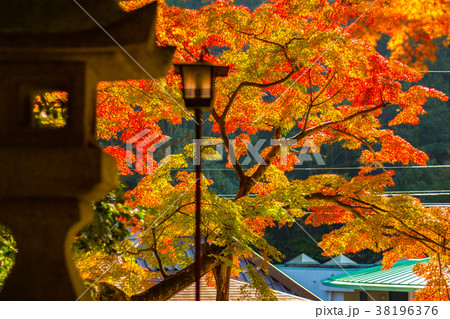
[{"xmin": 174, "ymin": 58, "xmax": 229, "ymax": 112}]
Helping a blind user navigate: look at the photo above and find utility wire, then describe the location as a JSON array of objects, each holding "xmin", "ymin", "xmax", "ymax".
[
  {"xmin": 217, "ymin": 191, "xmax": 450, "ymax": 198},
  {"xmin": 180, "ymin": 164, "xmax": 450, "ymax": 171},
  {"xmin": 385, "ymin": 190, "xmax": 450, "ymax": 193}
]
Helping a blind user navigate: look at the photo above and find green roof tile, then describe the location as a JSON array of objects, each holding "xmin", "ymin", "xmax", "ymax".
[{"xmin": 322, "ymin": 259, "xmax": 429, "ymax": 292}]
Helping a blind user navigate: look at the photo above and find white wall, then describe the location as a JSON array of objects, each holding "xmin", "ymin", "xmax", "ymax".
[{"xmin": 276, "ymin": 266, "xmax": 360, "ymax": 301}]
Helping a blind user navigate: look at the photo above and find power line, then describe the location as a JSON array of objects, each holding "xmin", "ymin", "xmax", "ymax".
[
  {"xmin": 181, "ymin": 164, "xmax": 450, "ymax": 171},
  {"xmin": 217, "ymin": 190, "xmax": 450, "ymax": 198},
  {"xmin": 382, "ymin": 192, "xmax": 450, "ymax": 197},
  {"xmin": 284, "ymin": 165, "xmax": 450, "ymax": 171},
  {"xmin": 385, "ymin": 190, "xmax": 450, "ymax": 194}
]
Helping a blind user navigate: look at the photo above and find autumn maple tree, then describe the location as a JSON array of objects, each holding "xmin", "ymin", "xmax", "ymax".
[{"xmin": 71, "ymin": 0, "xmax": 450, "ymax": 301}]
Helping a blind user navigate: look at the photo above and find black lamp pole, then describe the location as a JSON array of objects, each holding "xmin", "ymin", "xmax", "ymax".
[
  {"xmin": 174, "ymin": 56, "xmax": 228, "ymax": 301},
  {"xmin": 194, "ymin": 109, "xmax": 202, "ymax": 301}
]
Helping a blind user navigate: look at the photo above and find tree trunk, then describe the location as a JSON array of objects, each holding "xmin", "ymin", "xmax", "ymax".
[
  {"xmin": 212, "ymin": 258, "xmax": 232, "ymax": 301},
  {"xmin": 213, "ymin": 133, "xmax": 282, "ymax": 300},
  {"xmin": 90, "ymin": 244, "xmax": 223, "ymax": 301}
]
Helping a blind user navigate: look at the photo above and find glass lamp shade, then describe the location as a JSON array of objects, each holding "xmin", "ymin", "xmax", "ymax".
[
  {"xmin": 174, "ymin": 59, "xmax": 229, "ymax": 112},
  {"xmin": 182, "ymin": 65, "xmax": 213, "ymax": 103}
]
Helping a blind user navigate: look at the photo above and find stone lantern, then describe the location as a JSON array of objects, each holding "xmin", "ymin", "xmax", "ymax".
[{"xmin": 0, "ymin": 0, "xmax": 174, "ymax": 300}]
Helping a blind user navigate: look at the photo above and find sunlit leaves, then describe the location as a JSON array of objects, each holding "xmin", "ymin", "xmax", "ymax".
[
  {"xmin": 413, "ymin": 255, "xmax": 450, "ymax": 301},
  {"xmin": 85, "ymin": 0, "xmax": 450, "ymax": 299},
  {"xmin": 32, "ymin": 91, "xmax": 68, "ymax": 128}
]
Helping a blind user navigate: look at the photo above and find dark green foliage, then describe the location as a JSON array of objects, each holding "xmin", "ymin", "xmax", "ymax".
[
  {"xmin": 386, "ymin": 44, "xmax": 449, "ymax": 202},
  {"xmin": 265, "ymin": 220, "xmax": 340, "ymax": 263},
  {"xmin": 73, "ymin": 183, "xmax": 134, "ymax": 254},
  {"xmin": 0, "ymin": 225, "xmax": 16, "ymax": 290}
]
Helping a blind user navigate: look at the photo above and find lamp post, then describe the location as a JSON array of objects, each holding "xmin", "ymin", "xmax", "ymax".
[{"xmin": 174, "ymin": 56, "xmax": 228, "ymax": 301}]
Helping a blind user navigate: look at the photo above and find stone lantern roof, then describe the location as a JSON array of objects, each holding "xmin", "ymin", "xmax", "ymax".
[
  {"xmin": 0, "ymin": 0, "xmax": 175, "ymax": 80},
  {"xmin": 1, "ymin": 0, "xmax": 130, "ymax": 33}
]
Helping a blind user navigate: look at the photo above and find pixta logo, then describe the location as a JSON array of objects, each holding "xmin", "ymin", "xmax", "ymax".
[
  {"xmin": 192, "ymin": 137, "xmax": 325, "ymax": 166},
  {"xmin": 127, "ymin": 130, "xmax": 324, "ymax": 175},
  {"xmin": 126, "ymin": 129, "xmax": 171, "ymax": 174}
]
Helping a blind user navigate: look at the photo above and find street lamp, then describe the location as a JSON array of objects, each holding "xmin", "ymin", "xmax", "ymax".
[{"xmin": 174, "ymin": 56, "xmax": 228, "ymax": 301}]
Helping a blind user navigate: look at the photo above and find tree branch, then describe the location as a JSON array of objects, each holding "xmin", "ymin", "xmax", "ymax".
[
  {"xmin": 152, "ymin": 228, "xmax": 167, "ymax": 279},
  {"xmin": 312, "ymin": 81, "xmax": 347, "ymax": 107},
  {"xmin": 306, "ymin": 193, "xmax": 369, "ymax": 221},
  {"xmin": 130, "ymin": 244, "xmax": 223, "ymax": 300},
  {"xmin": 311, "ymin": 71, "xmax": 337, "ymax": 105},
  {"xmin": 220, "ymin": 70, "xmax": 296, "ymax": 120},
  {"xmin": 88, "ymin": 244, "xmax": 224, "ymax": 301},
  {"xmin": 211, "ymin": 108, "xmax": 247, "ymax": 183},
  {"xmin": 234, "ymin": 127, "xmax": 282, "ymax": 200},
  {"xmin": 292, "ymin": 102, "xmax": 390, "ymax": 142},
  {"xmin": 328, "ymin": 127, "xmax": 378, "ymax": 160},
  {"xmin": 306, "ymin": 193, "xmax": 450, "ymax": 254}
]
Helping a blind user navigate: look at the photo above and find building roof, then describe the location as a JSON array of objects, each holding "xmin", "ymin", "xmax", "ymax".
[
  {"xmin": 285, "ymin": 253, "xmax": 320, "ymax": 267},
  {"xmin": 135, "ymin": 244, "xmax": 321, "ymax": 301},
  {"xmin": 322, "ymin": 258, "xmax": 429, "ymax": 292},
  {"xmin": 168, "ymin": 277, "xmax": 310, "ymax": 301},
  {"xmin": 238, "ymin": 254, "xmax": 321, "ymax": 301},
  {"xmin": 323, "ymin": 254, "xmax": 360, "ymax": 268}
]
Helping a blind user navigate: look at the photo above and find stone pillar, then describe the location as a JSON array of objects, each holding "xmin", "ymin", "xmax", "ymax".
[
  {"xmin": 0, "ymin": 0, "xmax": 174, "ymax": 300},
  {"xmin": 0, "ymin": 199, "xmax": 100, "ymax": 300},
  {"xmin": 0, "ymin": 62, "xmax": 118, "ymax": 300}
]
